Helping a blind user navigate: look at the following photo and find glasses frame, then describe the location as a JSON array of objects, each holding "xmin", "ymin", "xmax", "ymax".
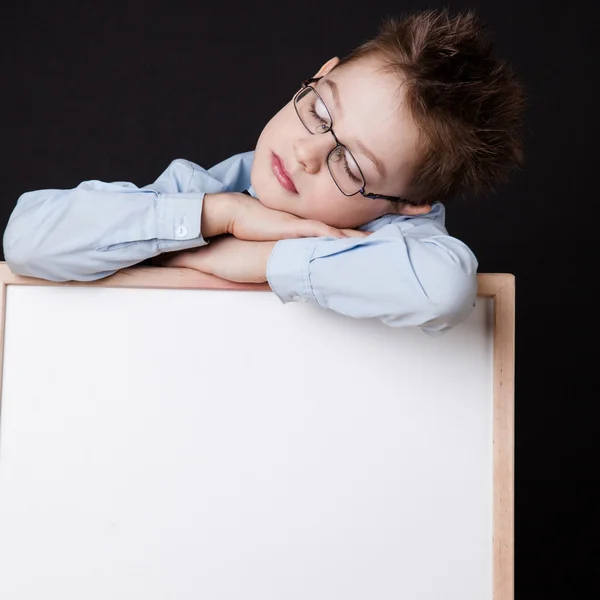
[{"xmin": 293, "ymin": 77, "xmax": 409, "ymax": 203}]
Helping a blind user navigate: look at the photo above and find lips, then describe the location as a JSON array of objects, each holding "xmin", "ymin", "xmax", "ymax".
[{"xmin": 271, "ymin": 152, "xmax": 298, "ymax": 194}]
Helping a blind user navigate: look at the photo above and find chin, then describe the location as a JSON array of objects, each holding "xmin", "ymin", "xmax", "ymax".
[
  {"xmin": 262, "ymin": 188, "xmax": 293, "ymax": 213},
  {"xmin": 257, "ymin": 192, "xmax": 278, "ymax": 210},
  {"xmin": 249, "ymin": 169, "xmax": 268, "ymax": 202}
]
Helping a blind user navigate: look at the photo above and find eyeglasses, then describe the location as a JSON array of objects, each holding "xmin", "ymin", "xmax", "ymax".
[{"xmin": 293, "ymin": 77, "xmax": 409, "ymax": 203}]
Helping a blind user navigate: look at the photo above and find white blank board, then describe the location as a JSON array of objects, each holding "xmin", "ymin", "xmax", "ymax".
[{"xmin": 0, "ymin": 281, "xmax": 498, "ymax": 599}]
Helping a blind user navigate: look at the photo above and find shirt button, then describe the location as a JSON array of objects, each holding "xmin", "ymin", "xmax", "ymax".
[{"xmin": 176, "ymin": 225, "xmax": 188, "ymax": 238}]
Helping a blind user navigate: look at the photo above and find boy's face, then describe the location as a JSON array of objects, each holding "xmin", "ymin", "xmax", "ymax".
[{"xmin": 251, "ymin": 55, "xmax": 430, "ymax": 229}]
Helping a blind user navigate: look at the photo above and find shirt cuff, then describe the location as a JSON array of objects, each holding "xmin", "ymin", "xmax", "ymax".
[
  {"xmin": 156, "ymin": 192, "xmax": 206, "ymax": 250},
  {"xmin": 266, "ymin": 238, "xmax": 319, "ymax": 304}
]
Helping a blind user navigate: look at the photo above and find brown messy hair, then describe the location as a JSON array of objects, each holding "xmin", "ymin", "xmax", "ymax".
[{"xmin": 337, "ymin": 7, "xmax": 526, "ymax": 206}]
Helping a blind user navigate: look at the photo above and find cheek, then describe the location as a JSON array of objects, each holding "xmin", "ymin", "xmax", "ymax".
[
  {"xmin": 306, "ymin": 196, "xmax": 388, "ymax": 228},
  {"xmin": 305, "ymin": 199, "xmax": 347, "ymax": 226},
  {"xmin": 295, "ymin": 181, "xmax": 349, "ymax": 224}
]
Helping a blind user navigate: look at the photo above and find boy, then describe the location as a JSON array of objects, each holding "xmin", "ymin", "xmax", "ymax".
[{"xmin": 2, "ymin": 8, "xmax": 525, "ymax": 336}]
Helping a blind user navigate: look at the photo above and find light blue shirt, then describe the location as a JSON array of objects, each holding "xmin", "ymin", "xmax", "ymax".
[{"xmin": 2, "ymin": 151, "xmax": 478, "ymax": 336}]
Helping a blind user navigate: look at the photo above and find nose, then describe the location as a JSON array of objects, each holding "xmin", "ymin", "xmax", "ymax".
[{"xmin": 293, "ymin": 134, "xmax": 334, "ymax": 175}]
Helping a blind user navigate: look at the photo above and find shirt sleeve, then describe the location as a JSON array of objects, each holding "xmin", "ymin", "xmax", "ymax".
[
  {"xmin": 266, "ymin": 221, "xmax": 479, "ymax": 336},
  {"xmin": 2, "ymin": 159, "xmax": 227, "ymax": 282}
]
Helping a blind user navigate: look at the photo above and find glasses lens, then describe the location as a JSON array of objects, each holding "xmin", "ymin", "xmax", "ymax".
[
  {"xmin": 328, "ymin": 146, "xmax": 364, "ymax": 195},
  {"xmin": 295, "ymin": 86, "xmax": 331, "ymax": 134},
  {"xmin": 295, "ymin": 85, "xmax": 365, "ymax": 195}
]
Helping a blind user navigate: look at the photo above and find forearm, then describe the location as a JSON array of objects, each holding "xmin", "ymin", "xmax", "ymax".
[
  {"xmin": 266, "ymin": 226, "xmax": 478, "ymax": 334},
  {"xmin": 3, "ymin": 184, "xmax": 206, "ymax": 282},
  {"xmin": 158, "ymin": 236, "xmax": 276, "ymax": 284}
]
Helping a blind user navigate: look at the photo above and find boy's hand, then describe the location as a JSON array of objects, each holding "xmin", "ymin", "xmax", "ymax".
[
  {"xmin": 155, "ymin": 230, "xmax": 373, "ymax": 283},
  {"xmin": 157, "ymin": 236, "xmax": 275, "ymax": 283},
  {"xmin": 203, "ymin": 192, "xmax": 354, "ymax": 241}
]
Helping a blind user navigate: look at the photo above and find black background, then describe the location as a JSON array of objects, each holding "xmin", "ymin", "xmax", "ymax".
[{"xmin": 1, "ymin": 0, "xmax": 596, "ymax": 597}]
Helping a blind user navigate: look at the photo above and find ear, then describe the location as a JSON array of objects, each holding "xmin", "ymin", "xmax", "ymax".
[
  {"xmin": 398, "ymin": 204, "xmax": 432, "ymax": 216},
  {"xmin": 314, "ymin": 57, "xmax": 340, "ymax": 78}
]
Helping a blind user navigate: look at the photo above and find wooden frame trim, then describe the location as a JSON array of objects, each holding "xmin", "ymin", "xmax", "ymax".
[{"xmin": 0, "ymin": 264, "xmax": 515, "ymax": 599}]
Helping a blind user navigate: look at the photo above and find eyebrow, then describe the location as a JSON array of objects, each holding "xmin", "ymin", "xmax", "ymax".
[{"xmin": 321, "ymin": 78, "xmax": 387, "ymax": 180}]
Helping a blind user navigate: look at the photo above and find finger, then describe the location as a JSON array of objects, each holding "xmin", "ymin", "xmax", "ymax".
[
  {"xmin": 304, "ymin": 221, "xmax": 349, "ymax": 239},
  {"xmin": 340, "ymin": 229, "xmax": 371, "ymax": 238}
]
